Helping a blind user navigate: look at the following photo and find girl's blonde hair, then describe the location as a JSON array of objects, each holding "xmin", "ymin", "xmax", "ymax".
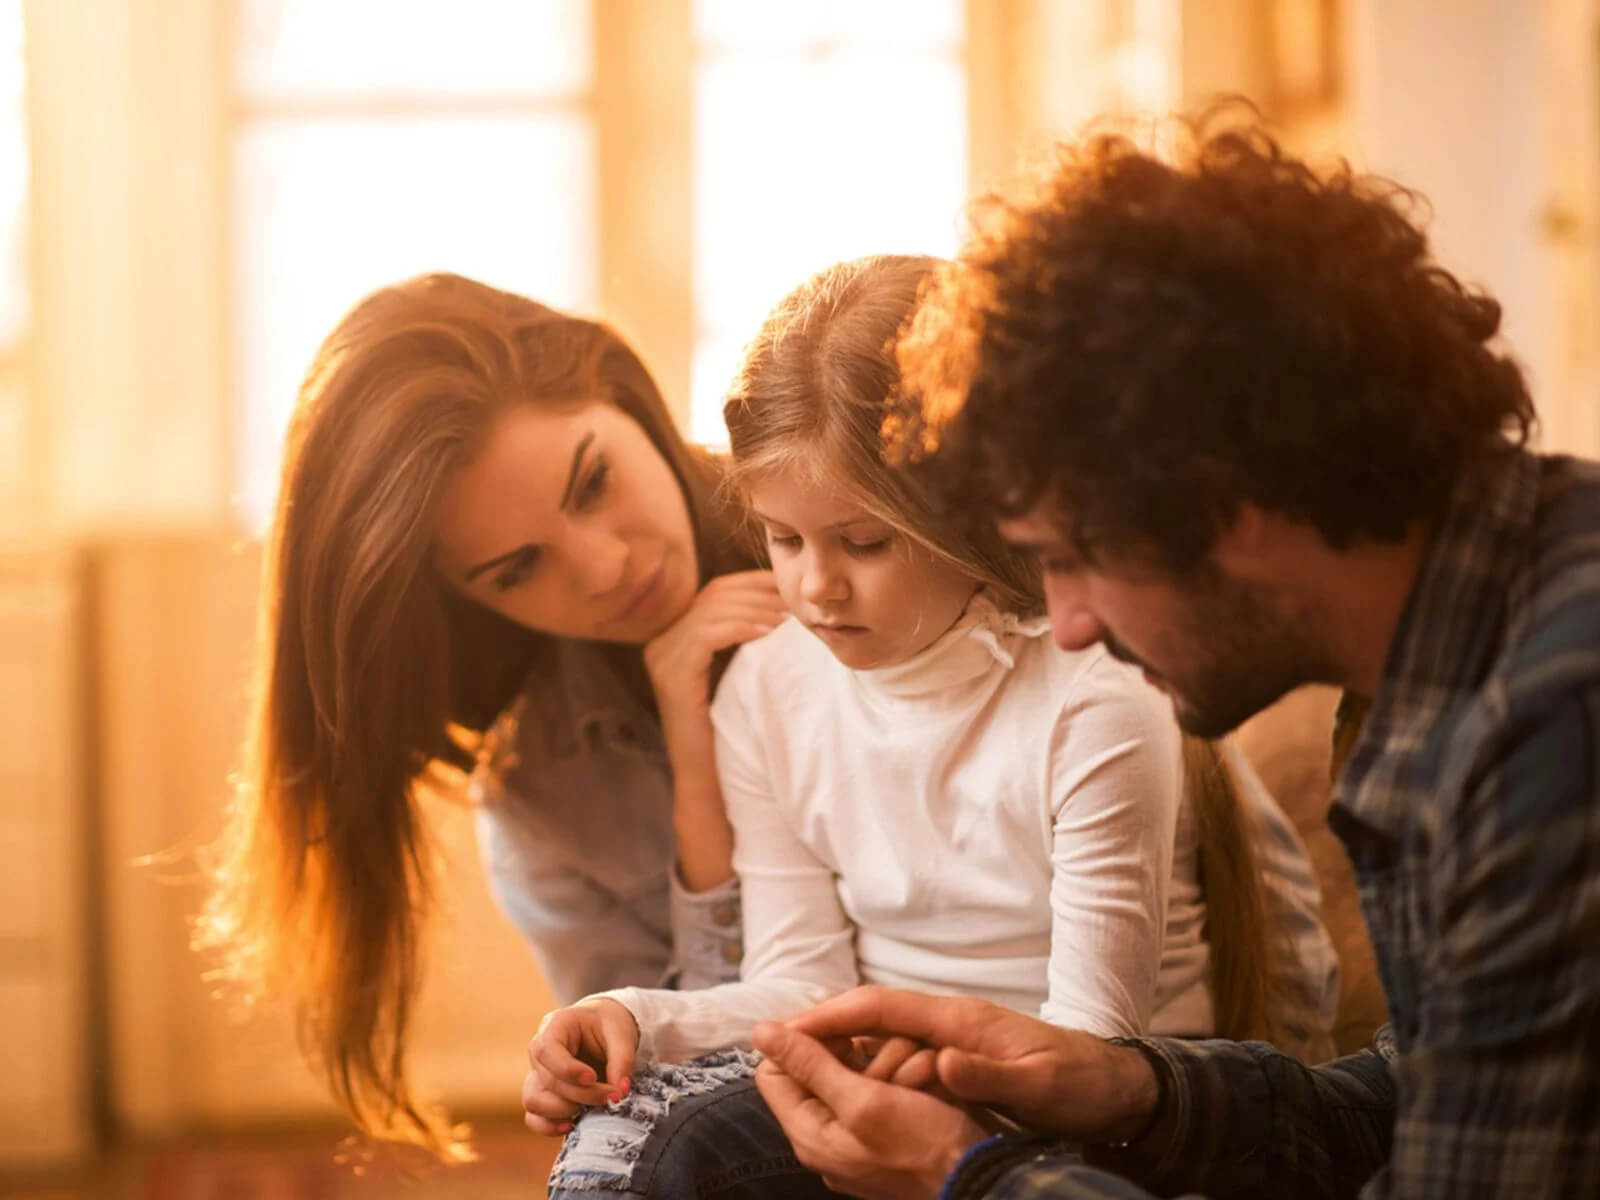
[
  {"xmin": 724, "ymin": 253, "xmax": 1284, "ymax": 1044},
  {"xmin": 195, "ymin": 273, "xmax": 740, "ymax": 1156},
  {"xmin": 721, "ymin": 254, "xmax": 1042, "ymax": 614}
]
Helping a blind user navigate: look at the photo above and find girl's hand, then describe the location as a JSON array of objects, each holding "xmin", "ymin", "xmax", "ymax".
[
  {"xmin": 643, "ymin": 570, "xmax": 784, "ymax": 720},
  {"xmin": 521, "ymin": 998, "xmax": 641, "ymax": 1136},
  {"xmin": 858, "ymin": 1035, "xmax": 940, "ymax": 1092}
]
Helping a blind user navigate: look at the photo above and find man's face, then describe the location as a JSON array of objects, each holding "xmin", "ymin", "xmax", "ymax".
[{"xmin": 995, "ymin": 504, "xmax": 1327, "ymax": 737}]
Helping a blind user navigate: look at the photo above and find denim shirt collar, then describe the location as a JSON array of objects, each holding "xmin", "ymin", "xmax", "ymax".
[{"xmin": 479, "ymin": 638, "xmax": 665, "ymax": 785}]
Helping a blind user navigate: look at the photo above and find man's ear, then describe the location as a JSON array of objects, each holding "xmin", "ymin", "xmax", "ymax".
[{"xmin": 1211, "ymin": 502, "xmax": 1272, "ymax": 571}]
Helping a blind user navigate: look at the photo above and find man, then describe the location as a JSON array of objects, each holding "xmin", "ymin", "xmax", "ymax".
[{"xmin": 750, "ymin": 114, "xmax": 1600, "ymax": 1198}]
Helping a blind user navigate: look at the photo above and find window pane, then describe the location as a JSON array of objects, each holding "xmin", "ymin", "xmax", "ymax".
[
  {"xmin": 232, "ymin": 115, "xmax": 595, "ymax": 525},
  {"xmin": 690, "ymin": 333, "xmax": 750, "ymax": 446},
  {"xmin": 695, "ymin": 0, "xmax": 962, "ymax": 53},
  {"xmin": 692, "ymin": 50, "xmax": 966, "ymax": 433},
  {"xmin": 0, "ymin": 0, "xmax": 25, "ymax": 351},
  {"xmin": 235, "ymin": 0, "xmax": 591, "ymax": 100}
]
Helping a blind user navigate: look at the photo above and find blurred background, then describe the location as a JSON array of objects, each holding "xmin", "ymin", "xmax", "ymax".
[{"xmin": 1, "ymin": 0, "xmax": 1596, "ymax": 1196}]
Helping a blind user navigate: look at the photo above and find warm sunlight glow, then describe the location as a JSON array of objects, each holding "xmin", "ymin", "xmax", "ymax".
[
  {"xmin": 690, "ymin": 0, "xmax": 967, "ymax": 445},
  {"xmin": 230, "ymin": 0, "xmax": 593, "ymax": 528},
  {"xmin": 0, "ymin": 0, "xmax": 25, "ymax": 352}
]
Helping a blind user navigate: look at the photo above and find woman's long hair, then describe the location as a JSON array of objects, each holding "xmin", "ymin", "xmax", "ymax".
[
  {"xmin": 194, "ymin": 273, "xmax": 737, "ymax": 1155},
  {"xmin": 724, "ymin": 254, "xmax": 1282, "ymax": 1044}
]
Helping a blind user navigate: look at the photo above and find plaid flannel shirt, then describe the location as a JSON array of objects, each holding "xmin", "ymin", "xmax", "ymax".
[{"xmin": 945, "ymin": 451, "xmax": 1600, "ymax": 1199}]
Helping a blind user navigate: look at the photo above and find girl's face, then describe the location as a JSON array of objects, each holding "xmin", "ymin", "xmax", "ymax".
[
  {"xmin": 434, "ymin": 402, "xmax": 699, "ymax": 643},
  {"xmin": 745, "ymin": 466, "xmax": 978, "ymax": 670}
]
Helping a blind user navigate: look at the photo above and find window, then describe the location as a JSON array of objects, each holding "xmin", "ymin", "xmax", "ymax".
[
  {"xmin": 229, "ymin": 0, "xmax": 596, "ymax": 526},
  {"xmin": 0, "ymin": 0, "xmax": 25, "ymax": 516},
  {"xmin": 689, "ymin": 0, "xmax": 967, "ymax": 443}
]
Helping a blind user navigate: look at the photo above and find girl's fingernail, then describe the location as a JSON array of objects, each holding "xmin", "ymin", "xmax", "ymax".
[
  {"xmin": 578, "ymin": 1068, "xmax": 596, "ymax": 1085},
  {"xmin": 557, "ymin": 1122, "xmax": 573, "ymax": 1135}
]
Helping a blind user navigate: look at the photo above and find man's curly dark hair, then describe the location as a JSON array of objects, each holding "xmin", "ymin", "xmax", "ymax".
[{"xmin": 890, "ymin": 108, "xmax": 1536, "ymax": 570}]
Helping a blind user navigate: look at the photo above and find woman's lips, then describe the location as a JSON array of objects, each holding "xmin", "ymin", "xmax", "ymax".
[{"xmin": 613, "ymin": 565, "xmax": 666, "ymax": 624}]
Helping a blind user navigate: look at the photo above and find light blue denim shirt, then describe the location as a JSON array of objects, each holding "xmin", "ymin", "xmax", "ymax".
[{"xmin": 470, "ymin": 636, "xmax": 742, "ymax": 1002}]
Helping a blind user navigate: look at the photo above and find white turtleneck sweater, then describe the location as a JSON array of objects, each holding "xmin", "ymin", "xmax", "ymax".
[{"xmin": 592, "ymin": 594, "xmax": 1217, "ymax": 1063}]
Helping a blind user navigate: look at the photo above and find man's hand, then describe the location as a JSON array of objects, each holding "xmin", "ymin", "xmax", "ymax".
[
  {"xmin": 753, "ymin": 1021, "xmax": 989, "ymax": 1200},
  {"xmin": 787, "ymin": 986, "xmax": 1161, "ymax": 1145}
]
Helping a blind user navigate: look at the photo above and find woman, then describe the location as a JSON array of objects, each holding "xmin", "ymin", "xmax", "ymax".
[{"xmin": 195, "ymin": 273, "xmax": 783, "ymax": 1155}]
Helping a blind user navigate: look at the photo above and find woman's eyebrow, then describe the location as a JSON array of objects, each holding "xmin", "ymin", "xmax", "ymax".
[
  {"xmin": 557, "ymin": 431, "xmax": 596, "ymax": 511},
  {"xmin": 464, "ymin": 431, "xmax": 596, "ymax": 581}
]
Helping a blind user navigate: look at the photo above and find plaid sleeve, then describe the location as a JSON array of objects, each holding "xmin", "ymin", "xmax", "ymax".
[
  {"xmin": 940, "ymin": 1136, "xmax": 1180, "ymax": 1200},
  {"xmin": 939, "ymin": 1035, "xmax": 1394, "ymax": 1199},
  {"xmin": 1114, "ymin": 1033, "xmax": 1396, "ymax": 1198}
]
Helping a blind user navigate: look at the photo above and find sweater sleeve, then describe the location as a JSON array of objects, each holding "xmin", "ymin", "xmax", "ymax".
[
  {"xmin": 474, "ymin": 801, "xmax": 673, "ymax": 1004},
  {"xmin": 588, "ymin": 653, "xmax": 860, "ymax": 1062},
  {"xmin": 1039, "ymin": 654, "xmax": 1184, "ymax": 1038}
]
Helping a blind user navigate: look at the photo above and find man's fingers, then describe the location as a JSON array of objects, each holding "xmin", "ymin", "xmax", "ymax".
[
  {"xmin": 936, "ymin": 1047, "xmax": 1023, "ymax": 1106},
  {"xmin": 754, "ymin": 1022, "xmax": 876, "ymax": 1118},
  {"xmin": 753, "ymin": 1056, "xmax": 835, "ymax": 1147},
  {"xmin": 787, "ymin": 985, "xmax": 990, "ymax": 1048}
]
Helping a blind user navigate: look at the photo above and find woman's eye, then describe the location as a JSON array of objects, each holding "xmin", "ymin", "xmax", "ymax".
[
  {"xmin": 576, "ymin": 459, "xmax": 609, "ymax": 509},
  {"xmin": 494, "ymin": 547, "xmax": 541, "ymax": 591},
  {"xmin": 843, "ymin": 536, "xmax": 891, "ymax": 558}
]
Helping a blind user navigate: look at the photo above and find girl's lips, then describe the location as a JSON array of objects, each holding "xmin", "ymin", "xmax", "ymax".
[{"xmin": 813, "ymin": 623, "xmax": 868, "ymax": 638}]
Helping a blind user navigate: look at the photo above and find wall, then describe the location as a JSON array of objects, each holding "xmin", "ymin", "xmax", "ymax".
[{"xmin": 95, "ymin": 536, "xmax": 555, "ymax": 1134}]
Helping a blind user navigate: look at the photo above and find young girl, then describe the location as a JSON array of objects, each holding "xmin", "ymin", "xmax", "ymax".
[
  {"xmin": 195, "ymin": 274, "xmax": 781, "ymax": 1155},
  {"xmin": 524, "ymin": 256, "xmax": 1338, "ymax": 1195}
]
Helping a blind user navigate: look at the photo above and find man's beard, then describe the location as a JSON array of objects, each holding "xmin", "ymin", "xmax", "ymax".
[{"xmin": 1112, "ymin": 568, "xmax": 1331, "ymax": 739}]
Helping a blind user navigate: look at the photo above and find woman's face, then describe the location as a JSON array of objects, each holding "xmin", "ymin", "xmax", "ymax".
[{"xmin": 434, "ymin": 402, "xmax": 699, "ymax": 643}]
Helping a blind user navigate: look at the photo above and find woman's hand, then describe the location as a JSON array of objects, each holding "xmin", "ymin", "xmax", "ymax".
[
  {"xmin": 643, "ymin": 569, "xmax": 785, "ymax": 723},
  {"xmin": 521, "ymin": 998, "xmax": 641, "ymax": 1136}
]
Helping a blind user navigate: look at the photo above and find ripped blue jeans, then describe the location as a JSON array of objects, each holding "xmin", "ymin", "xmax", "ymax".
[{"xmin": 545, "ymin": 1050, "xmax": 836, "ymax": 1198}]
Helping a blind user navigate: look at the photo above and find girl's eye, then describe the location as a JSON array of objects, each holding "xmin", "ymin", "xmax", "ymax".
[
  {"xmin": 576, "ymin": 458, "xmax": 609, "ymax": 509},
  {"xmin": 767, "ymin": 531, "xmax": 802, "ymax": 551},
  {"xmin": 494, "ymin": 547, "xmax": 541, "ymax": 591},
  {"xmin": 843, "ymin": 536, "xmax": 891, "ymax": 558}
]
